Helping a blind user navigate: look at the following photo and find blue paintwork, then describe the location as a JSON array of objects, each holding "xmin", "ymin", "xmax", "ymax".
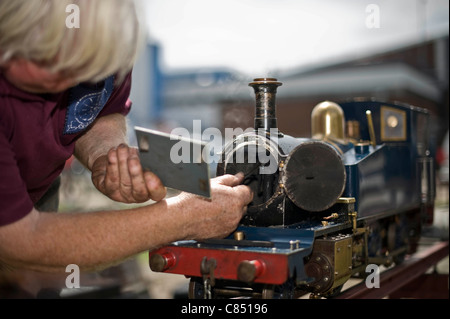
[{"xmin": 339, "ymin": 100, "xmax": 431, "ymax": 219}]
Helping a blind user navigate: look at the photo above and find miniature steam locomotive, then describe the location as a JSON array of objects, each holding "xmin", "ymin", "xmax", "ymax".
[{"xmin": 148, "ymin": 78, "xmax": 435, "ymax": 298}]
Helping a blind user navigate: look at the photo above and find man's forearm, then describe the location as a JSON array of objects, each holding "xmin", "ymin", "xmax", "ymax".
[
  {"xmin": 0, "ymin": 174, "xmax": 252, "ymax": 274},
  {"xmin": 74, "ymin": 113, "xmax": 128, "ymax": 170},
  {"xmin": 0, "ymin": 197, "xmax": 187, "ymax": 273}
]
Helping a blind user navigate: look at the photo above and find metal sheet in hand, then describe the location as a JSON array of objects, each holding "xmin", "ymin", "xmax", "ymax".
[{"xmin": 135, "ymin": 126, "xmax": 211, "ymax": 198}]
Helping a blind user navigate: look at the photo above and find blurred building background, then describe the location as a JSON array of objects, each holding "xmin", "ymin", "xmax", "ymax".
[
  {"xmin": 128, "ymin": 0, "xmax": 449, "ymax": 171},
  {"xmin": 128, "ymin": 34, "xmax": 449, "ymax": 178}
]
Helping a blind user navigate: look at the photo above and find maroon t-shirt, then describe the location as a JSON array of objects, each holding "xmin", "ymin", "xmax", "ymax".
[{"xmin": 0, "ymin": 72, "xmax": 132, "ymax": 226}]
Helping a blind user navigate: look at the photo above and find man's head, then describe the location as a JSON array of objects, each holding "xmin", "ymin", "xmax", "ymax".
[{"xmin": 0, "ymin": 0, "xmax": 144, "ymax": 93}]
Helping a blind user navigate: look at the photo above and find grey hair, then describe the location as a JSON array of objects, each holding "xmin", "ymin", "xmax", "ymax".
[{"xmin": 0, "ymin": 0, "xmax": 146, "ymax": 84}]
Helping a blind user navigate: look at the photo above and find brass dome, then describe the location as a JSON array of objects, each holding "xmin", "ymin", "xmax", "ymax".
[{"xmin": 311, "ymin": 101, "xmax": 346, "ymax": 143}]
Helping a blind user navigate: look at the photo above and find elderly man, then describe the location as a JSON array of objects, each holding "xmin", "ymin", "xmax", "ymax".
[{"xmin": 0, "ymin": 0, "xmax": 252, "ymax": 297}]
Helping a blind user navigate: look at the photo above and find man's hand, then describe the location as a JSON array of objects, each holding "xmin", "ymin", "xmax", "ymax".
[
  {"xmin": 172, "ymin": 173, "xmax": 254, "ymax": 240},
  {"xmin": 91, "ymin": 144, "xmax": 167, "ymax": 203}
]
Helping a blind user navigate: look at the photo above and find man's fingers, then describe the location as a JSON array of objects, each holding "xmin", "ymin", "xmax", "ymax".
[
  {"xmin": 213, "ymin": 173, "xmax": 253, "ymax": 206},
  {"xmin": 117, "ymin": 144, "xmax": 132, "ymax": 190},
  {"xmin": 130, "ymin": 147, "xmax": 166, "ymax": 201},
  {"xmin": 91, "ymin": 155, "xmax": 107, "ymax": 192},
  {"xmin": 233, "ymin": 184, "xmax": 254, "ymax": 206},
  {"xmin": 214, "ymin": 173, "xmax": 245, "ymax": 187},
  {"xmin": 104, "ymin": 147, "xmax": 120, "ymax": 192},
  {"xmin": 128, "ymin": 155, "xmax": 151, "ymax": 202},
  {"xmin": 144, "ymin": 171, "xmax": 167, "ymax": 201},
  {"xmin": 99, "ymin": 144, "xmax": 167, "ymax": 203}
]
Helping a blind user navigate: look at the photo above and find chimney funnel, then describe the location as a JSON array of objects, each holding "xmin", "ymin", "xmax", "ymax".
[{"xmin": 249, "ymin": 78, "xmax": 282, "ymax": 131}]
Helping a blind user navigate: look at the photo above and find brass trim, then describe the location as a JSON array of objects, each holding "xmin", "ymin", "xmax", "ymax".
[
  {"xmin": 336, "ymin": 197, "xmax": 356, "ymax": 204},
  {"xmin": 348, "ymin": 211, "xmax": 358, "ymax": 233},
  {"xmin": 366, "ymin": 110, "xmax": 377, "ymax": 148},
  {"xmin": 380, "ymin": 106, "xmax": 407, "ymax": 141},
  {"xmin": 311, "ymin": 101, "xmax": 346, "ymax": 143},
  {"xmin": 346, "ymin": 120, "xmax": 360, "ymax": 140}
]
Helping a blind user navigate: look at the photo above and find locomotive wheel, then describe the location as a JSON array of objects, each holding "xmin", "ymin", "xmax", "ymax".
[
  {"xmin": 304, "ymin": 252, "xmax": 334, "ymax": 294},
  {"xmin": 188, "ymin": 277, "xmax": 208, "ymax": 299},
  {"xmin": 188, "ymin": 277, "xmax": 300, "ymax": 299}
]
